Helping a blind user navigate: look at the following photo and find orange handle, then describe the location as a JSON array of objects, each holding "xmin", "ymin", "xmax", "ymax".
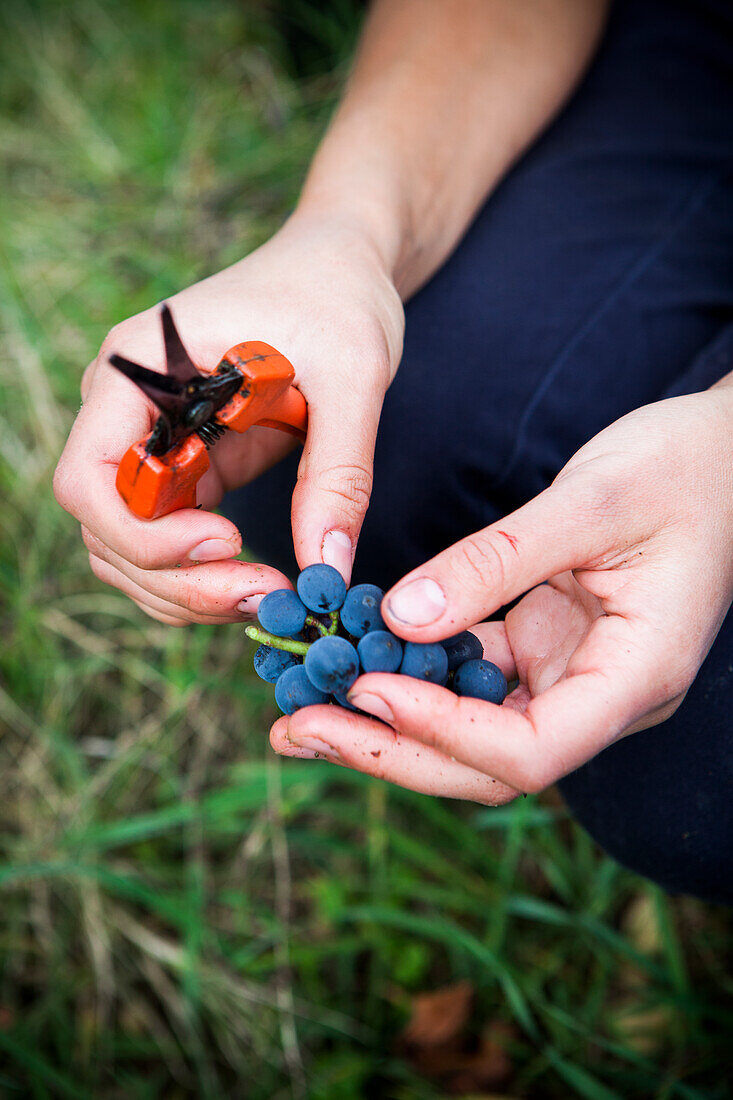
[
  {"xmin": 116, "ymin": 341, "xmax": 307, "ymax": 519},
  {"xmin": 255, "ymin": 384, "xmax": 310, "ymax": 437}
]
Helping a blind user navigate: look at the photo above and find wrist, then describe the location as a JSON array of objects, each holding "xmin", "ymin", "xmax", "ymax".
[
  {"xmin": 294, "ymin": 183, "xmax": 410, "ymax": 292},
  {"xmin": 266, "ymin": 205, "xmax": 405, "ymax": 377}
]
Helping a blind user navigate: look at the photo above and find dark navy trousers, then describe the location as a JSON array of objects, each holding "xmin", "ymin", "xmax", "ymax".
[{"xmin": 224, "ymin": 0, "xmax": 733, "ymax": 904}]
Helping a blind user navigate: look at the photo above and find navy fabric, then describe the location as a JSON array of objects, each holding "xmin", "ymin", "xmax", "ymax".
[{"xmin": 223, "ymin": 0, "xmax": 733, "ymax": 903}]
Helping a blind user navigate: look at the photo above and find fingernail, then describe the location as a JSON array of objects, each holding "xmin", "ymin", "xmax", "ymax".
[
  {"xmin": 347, "ymin": 692, "xmax": 394, "ymax": 724},
  {"xmin": 287, "ymin": 733, "xmax": 341, "ymax": 761},
  {"xmin": 189, "ymin": 538, "xmax": 238, "ymax": 563},
  {"xmin": 237, "ymin": 593, "xmax": 265, "ymax": 613},
  {"xmin": 321, "ymin": 529, "xmax": 353, "ymax": 583},
  {"xmin": 387, "ymin": 577, "xmax": 446, "ymax": 626}
]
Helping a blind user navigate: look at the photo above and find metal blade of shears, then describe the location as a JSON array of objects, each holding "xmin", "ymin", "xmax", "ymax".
[
  {"xmin": 160, "ymin": 303, "xmax": 201, "ymax": 383},
  {"xmin": 108, "ymin": 354, "xmax": 190, "ymax": 421}
]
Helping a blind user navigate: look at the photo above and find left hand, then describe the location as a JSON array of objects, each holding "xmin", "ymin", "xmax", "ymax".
[{"xmin": 271, "ymin": 387, "xmax": 733, "ymax": 804}]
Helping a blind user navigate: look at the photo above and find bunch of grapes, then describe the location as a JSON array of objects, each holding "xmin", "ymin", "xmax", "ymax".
[{"xmin": 246, "ymin": 564, "xmax": 508, "ymax": 716}]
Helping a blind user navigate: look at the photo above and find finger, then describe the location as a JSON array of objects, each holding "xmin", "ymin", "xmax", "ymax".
[
  {"xmin": 380, "ymin": 474, "xmax": 625, "ymax": 642},
  {"xmin": 347, "ymin": 614, "xmax": 664, "ymax": 792},
  {"xmin": 271, "ymin": 711, "xmax": 518, "ymax": 805},
  {"xmin": 291, "ymin": 376, "xmax": 384, "ymax": 585},
  {"xmin": 88, "ymin": 553, "xmax": 262, "ymax": 624},
  {"xmin": 56, "ymin": 393, "xmax": 243, "ymax": 569},
  {"xmin": 129, "ymin": 598, "xmax": 191, "ymax": 628},
  {"xmin": 85, "ymin": 535, "xmax": 287, "ymax": 619}
]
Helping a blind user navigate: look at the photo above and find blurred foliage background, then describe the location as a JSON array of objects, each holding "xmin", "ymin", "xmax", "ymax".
[{"xmin": 0, "ymin": 1, "xmax": 731, "ymax": 1097}]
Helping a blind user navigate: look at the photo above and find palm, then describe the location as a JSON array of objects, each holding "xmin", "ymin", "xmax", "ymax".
[
  {"xmin": 499, "ymin": 560, "xmax": 683, "ymax": 746},
  {"xmin": 504, "ymin": 573, "xmax": 600, "ymax": 701}
]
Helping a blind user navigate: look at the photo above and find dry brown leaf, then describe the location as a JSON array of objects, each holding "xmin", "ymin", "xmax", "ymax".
[
  {"xmin": 401, "ymin": 979, "xmax": 474, "ymax": 1047},
  {"xmin": 400, "ymin": 986, "xmax": 516, "ymax": 1095}
]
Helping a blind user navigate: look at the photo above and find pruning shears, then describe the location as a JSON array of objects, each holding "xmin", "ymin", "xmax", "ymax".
[{"xmin": 109, "ymin": 304, "xmax": 307, "ymax": 519}]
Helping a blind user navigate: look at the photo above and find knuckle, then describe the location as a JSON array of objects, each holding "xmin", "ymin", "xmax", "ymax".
[
  {"xmin": 660, "ymin": 670, "xmax": 689, "ymax": 704},
  {"xmin": 98, "ymin": 317, "xmax": 157, "ymax": 375},
  {"xmin": 170, "ymin": 574, "xmax": 220, "ymax": 616},
  {"xmin": 650, "ymin": 662, "xmax": 694, "ymax": 709},
  {"xmin": 83, "ymin": 525, "xmax": 163, "ymax": 574},
  {"xmin": 183, "ymin": 592, "xmax": 212, "ymax": 617},
  {"xmin": 302, "ymin": 462, "xmax": 373, "ymax": 514},
  {"xmin": 340, "ymin": 312, "xmax": 398, "ymax": 372},
  {"xmin": 366, "ymin": 337, "xmax": 396, "ymax": 389},
  {"xmin": 553, "ymin": 465, "xmax": 630, "ymax": 528},
  {"xmin": 99, "ymin": 321, "xmax": 134, "ymax": 359},
  {"xmin": 456, "ymin": 533, "xmax": 508, "ymax": 592},
  {"xmin": 127, "ymin": 541, "xmax": 162, "ymax": 572},
  {"xmin": 53, "ymin": 458, "xmax": 93, "ymax": 522},
  {"xmin": 515, "ymin": 758, "xmax": 553, "ymax": 795},
  {"xmin": 184, "ymin": 586, "xmax": 215, "ymax": 616},
  {"xmin": 52, "ymin": 462, "xmax": 75, "ymax": 514}
]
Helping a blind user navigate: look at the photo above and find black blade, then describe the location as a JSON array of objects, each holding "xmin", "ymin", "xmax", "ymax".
[
  {"xmin": 109, "ymin": 353, "xmax": 190, "ymax": 421},
  {"xmin": 160, "ymin": 303, "xmax": 201, "ymax": 383}
]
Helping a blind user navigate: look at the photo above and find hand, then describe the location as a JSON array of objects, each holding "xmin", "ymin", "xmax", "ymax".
[
  {"xmin": 274, "ymin": 389, "xmax": 733, "ymax": 803},
  {"xmin": 53, "ymin": 213, "xmax": 404, "ymax": 624}
]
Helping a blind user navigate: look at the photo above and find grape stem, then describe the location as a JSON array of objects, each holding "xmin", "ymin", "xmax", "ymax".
[
  {"xmin": 245, "ymin": 612, "xmax": 339, "ymax": 653},
  {"xmin": 306, "ymin": 612, "xmax": 339, "ymax": 637},
  {"xmin": 244, "ymin": 625, "xmax": 310, "ymax": 655}
]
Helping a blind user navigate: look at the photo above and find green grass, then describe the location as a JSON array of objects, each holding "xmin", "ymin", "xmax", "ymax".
[{"xmin": 0, "ymin": 2, "xmax": 731, "ymax": 1097}]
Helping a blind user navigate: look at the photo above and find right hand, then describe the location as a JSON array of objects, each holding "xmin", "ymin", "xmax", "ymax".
[{"xmin": 53, "ymin": 212, "xmax": 404, "ymax": 625}]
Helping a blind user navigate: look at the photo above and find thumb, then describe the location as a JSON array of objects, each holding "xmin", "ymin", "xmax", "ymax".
[
  {"xmin": 381, "ymin": 477, "xmax": 620, "ymax": 642},
  {"xmin": 291, "ymin": 386, "xmax": 382, "ymax": 585}
]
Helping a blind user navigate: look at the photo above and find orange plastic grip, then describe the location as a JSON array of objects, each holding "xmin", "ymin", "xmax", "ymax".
[{"xmin": 116, "ymin": 341, "xmax": 307, "ymax": 519}]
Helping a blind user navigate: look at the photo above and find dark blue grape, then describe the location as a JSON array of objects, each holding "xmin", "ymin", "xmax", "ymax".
[
  {"xmin": 332, "ymin": 692, "xmax": 359, "ymax": 712},
  {"xmin": 258, "ymin": 589, "xmax": 308, "ymax": 637},
  {"xmin": 441, "ymin": 630, "xmax": 483, "ymax": 672},
  {"xmin": 453, "ymin": 659, "xmax": 507, "ymax": 704},
  {"xmin": 400, "ymin": 642, "xmax": 449, "ymax": 684},
  {"xmin": 357, "ymin": 630, "xmax": 402, "ymax": 673},
  {"xmin": 304, "ymin": 635, "xmax": 360, "ymax": 694},
  {"xmin": 275, "ymin": 664, "xmax": 329, "ymax": 714},
  {"xmin": 253, "ymin": 645, "xmax": 300, "ymax": 684},
  {"xmin": 340, "ymin": 583, "xmax": 385, "ymax": 637},
  {"xmin": 296, "ymin": 563, "xmax": 347, "ymax": 613}
]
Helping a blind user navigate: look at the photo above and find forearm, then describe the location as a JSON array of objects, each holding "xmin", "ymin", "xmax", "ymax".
[{"xmin": 297, "ymin": 0, "xmax": 609, "ymax": 297}]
